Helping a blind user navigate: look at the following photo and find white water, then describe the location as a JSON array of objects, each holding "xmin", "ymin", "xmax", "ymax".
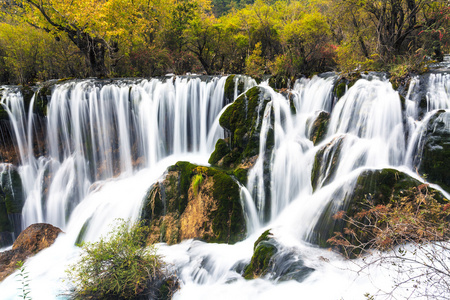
[{"xmin": 0, "ymin": 73, "xmax": 449, "ymax": 299}]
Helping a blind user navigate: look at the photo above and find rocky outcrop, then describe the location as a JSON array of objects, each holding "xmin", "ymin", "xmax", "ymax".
[
  {"xmin": 140, "ymin": 162, "xmax": 246, "ymax": 245},
  {"xmin": 311, "ymin": 136, "xmax": 344, "ymax": 191},
  {"xmin": 209, "ymin": 86, "xmax": 274, "ymax": 196},
  {"xmin": 416, "ymin": 110, "xmax": 450, "ymax": 192},
  {"xmin": 243, "ymin": 230, "xmax": 314, "ymax": 281},
  {"xmin": 268, "ymin": 75, "xmax": 290, "ymax": 90},
  {"xmin": 243, "ymin": 230, "xmax": 277, "ymax": 279},
  {"xmin": 0, "ymin": 223, "xmax": 62, "ymax": 281},
  {"xmin": 308, "ymin": 111, "xmax": 330, "ymax": 145},
  {"xmin": 0, "ymin": 165, "xmax": 24, "ymax": 247},
  {"xmin": 311, "ymin": 168, "xmax": 448, "ymax": 256}
]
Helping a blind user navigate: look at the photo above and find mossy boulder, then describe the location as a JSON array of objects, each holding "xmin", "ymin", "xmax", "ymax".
[
  {"xmin": 140, "ymin": 162, "xmax": 246, "ymax": 245},
  {"xmin": 308, "ymin": 111, "xmax": 330, "ymax": 145},
  {"xmin": 416, "ymin": 110, "xmax": 450, "ymax": 193},
  {"xmin": 243, "ymin": 230, "xmax": 314, "ymax": 281},
  {"xmin": 33, "ymin": 83, "xmax": 53, "ymax": 117},
  {"xmin": 209, "ymin": 86, "xmax": 273, "ymax": 170},
  {"xmin": 0, "ymin": 166, "xmax": 24, "ymax": 247},
  {"xmin": 268, "ymin": 75, "xmax": 290, "ymax": 90},
  {"xmin": 311, "ymin": 136, "xmax": 344, "ymax": 191},
  {"xmin": 311, "ymin": 168, "xmax": 448, "ymax": 254},
  {"xmin": 224, "ymin": 75, "xmax": 247, "ymax": 105},
  {"xmin": 333, "ymin": 73, "xmax": 361, "ymax": 100},
  {"xmin": 243, "ymin": 230, "xmax": 277, "ymax": 279}
]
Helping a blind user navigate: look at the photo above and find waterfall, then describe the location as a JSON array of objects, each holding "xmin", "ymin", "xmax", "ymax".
[
  {"xmin": 1, "ymin": 77, "xmax": 228, "ymax": 230},
  {"xmin": 0, "ymin": 72, "xmax": 449, "ymax": 300}
]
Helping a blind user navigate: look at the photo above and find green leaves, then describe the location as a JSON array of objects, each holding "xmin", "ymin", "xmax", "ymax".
[{"xmin": 66, "ymin": 219, "xmax": 169, "ymax": 299}]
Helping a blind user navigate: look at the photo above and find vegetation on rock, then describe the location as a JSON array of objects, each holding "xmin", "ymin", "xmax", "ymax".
[
  {"xmin": 140, "ymin": 162, "xmax": 246, "ymax": 244},
  {"xmin": 66, "ymin": 220, "xmax": 178, "ymax": 299},
  {"xmin": 416, "ymin": 110, "xmax": 450, "ymax": 193},
  {"xmin": 243, "ymin": 230, "xmax": 277, "ymax": 279},
  {"xmin": 312, "ymin": 168, "xmax": 449, "ymax": 257}
]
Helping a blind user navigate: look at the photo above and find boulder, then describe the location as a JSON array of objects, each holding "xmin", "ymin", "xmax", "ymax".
[
  {"xmin": 308, "ymin": 111, "xmax": 330, "ymax": 145},
  {"xmin": 0, "ymin": 165, "xmax": 25, "ymax": 247},
  {"xmin": 0, "ymin": 223, "xmax": 62, "ymax": 281},
  {"xmin": 311, "ymin": 168, "xmax": 448, "ymax": 256},
  {"xmin": 141, "ymin": 162, "xmax": 246, "ymax": 244},
  {"xmin": 416, "ymin": 110, "xmax": 450, "ymax": 192},
  {"xmin": 243, "ymin": 230, "xmax": 314, "ymax": 281},
  {"xmin": 243, "ymin": 230, "xmax": 277, "ymax": 279},
  {"xmin": 311, "ymin": 136, "xmax": 344, "ymax": 191}
]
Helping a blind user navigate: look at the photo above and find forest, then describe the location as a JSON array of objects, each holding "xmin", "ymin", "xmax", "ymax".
[{"xmin": 0, "ymin": 0, "xmax": 449, "ymax": 84}]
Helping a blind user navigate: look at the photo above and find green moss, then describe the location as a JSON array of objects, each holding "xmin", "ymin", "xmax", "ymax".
[
  {"xmin": 140, "ymin": 162, "xmax": 246, "ymax": 244},
  {"xmin": 243, "ymin": 230, "xmax": 277, "ymax": 279},
  {"xmin": 0, "ymin": 200, "xmax": 12, "ymax": 232},
  {"xmin": 268, "ymin": 75, "xmax": 289, "ymax": 90},
  {"xmin": 34, "ymin": 85, "xmax": 52, "ymax": 117},
  {"xmin": 224, "ymin": 75, "xmax": 236, "ymax": 103},
  {"xmin": 210, "ymin": 171, "xmax": 245, "ymax": 243},
  {"xmin": 311, "ymin": 168, "xmax": 448, "ymax": 254},
  {"xmin": 208, "ymin": 139, "xmax": 230, "ymax": 165},
  {"xmin": 253, "ymin": 229, "xmax": 271, "ymax": 250},
  {"xmin": 418, "ymin": 111, "xmax": 450, "ymax": 193},
  {"xmin": 334, "ymin": 82, "xmax": 346, "ymax": 99},
  {"xmin": 75, "ymin": 218, "xmax": 91, "ymax": 246},
  {"xmin": 309, "ymin": 112, "xmax": 330, "ymax": 145},
  {"xmin": 233, "ymin": 168, "xmax": 248, "ymax": 185},
  {"xmin": 215, "ymin": 87, "xmax": 273, "ymax": 169},
  {"xmin": 21, "ymin": 86, "xmax": 34, "ymax": 114},
  {"xmin": 0, "ymin": 105, "xmax": 9, "ymax": 121},
  {"xmin": 311, "ymin": 137, "xmax": 344, "ymax": 191}
]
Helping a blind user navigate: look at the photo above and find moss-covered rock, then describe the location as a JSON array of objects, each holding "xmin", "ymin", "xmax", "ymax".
[
  {"xmin": 311, "ymin": 136, "xmax": 344, "ymax": 191},
  {"xmin": 333, "ymin": 73, "xmax": 361, "ymax": 100},
  {"xmin": 224, "ymin": 75, "xmax": 236, "ymax": 104},
  {"xmin": 268, "ymin": 75, "xmax": 290, "ymax": 90},
  {"xmin": 416, "ymin": 110, "xmax": 450, "ymax": 192},
  {"xmin": 243, "ymin": 230, "xmax": 315, "ymax": 281},
  {"xmin": 0, "ymin": 166, "xmax": 24, "ymax": 247},
  {"xmin": 311, "ymin": 168, "xmax": 448, "ymax": 255},
  {"xmin": 210, "ymin": 86, "xmax": 273, "ymax": 170},
  {"xmin": 308, "ymin": 111, "xmax": 330, "ymax": 145},
  {"xmin": 33, "ymin": 84, "xmax": 52, "ymax": 117},
  {"xmin": 140, "ymin": 162, "xmax": 246, "ymax": 245},
  {"xmin": 243, "ymin": 230, "xmax": 277, "ymax": 279}
]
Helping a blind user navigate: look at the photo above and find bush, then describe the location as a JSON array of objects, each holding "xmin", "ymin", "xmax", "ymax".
[{"xmin": 66, "ymin": 219, "xmax": 178, "ymax": 299}]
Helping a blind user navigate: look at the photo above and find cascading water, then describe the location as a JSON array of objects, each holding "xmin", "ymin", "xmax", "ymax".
[{"xmin": 0, "ymin": 71, "xmax": 449, "ymax": 299}]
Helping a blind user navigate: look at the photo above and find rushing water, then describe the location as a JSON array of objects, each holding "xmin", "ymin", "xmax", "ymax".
[{"xmin": 0, "ymin": 72, "xmax": 449, "ymax": 299}]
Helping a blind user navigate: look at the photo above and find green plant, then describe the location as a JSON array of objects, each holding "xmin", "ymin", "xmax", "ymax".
[
  {"xmin": 16, "ymin": 260, "xmax": 31, "ymax": 300},
  {"xmin": 192, "ymin": 174, "xmax": 204, "ymax": 197},
  {"xmin": 66, "ymin": 219, "xmax": 177, "ymax": 299}
]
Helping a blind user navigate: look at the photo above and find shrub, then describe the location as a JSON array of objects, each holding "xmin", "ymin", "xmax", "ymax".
[{"xmin": 66, "ymin": 219, "xmax": 178, "ymax": 299}]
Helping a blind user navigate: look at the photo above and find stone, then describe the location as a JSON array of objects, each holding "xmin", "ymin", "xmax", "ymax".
[
  {"xmin": 141, "ymin": 162, "xmax": 246, "ymax": 245},
  {"xmin": 0, "ymin": 223, "xmax": 62, "ymax": 281}
]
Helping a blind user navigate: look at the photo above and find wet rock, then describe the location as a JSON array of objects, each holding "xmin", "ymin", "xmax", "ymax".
[
  {"xmin": 308, "ymin": 111, "xmax": 330, "ymax": 145},
  {"xmin": 0, "ymin": 165, "xmax": 24, "ymax": 247},
  {"xmin": 243, "ymin": 230, "xmax": 277, "ymax": 279},
  {"xmin": 243, "ymin": 230, "xmax": 314, "ymax": 281},
  {"xmin": 210, "ymin": 87, "xmax": 273, "ymax": 169},
  {"xmin": 311, "ymin": 136, "xmax": 344, "ymax": 191},
  {"xmin": 0, "ymin": 223, "xmax": 62, "ymax": 281},
  {"xmin": 311, "ymin": 168, "xmax": 448, "ymax": 255},
  {"xmin": 141, "ymin": 162, "xmax": 246, "ymax": 245},
  {"xmin": 268, "ymin": 75, "xmax": 290, "ymax": 90},
  {"xmin": 416, "ymin": 110, "xmax": 450, "ymax": 192}
]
